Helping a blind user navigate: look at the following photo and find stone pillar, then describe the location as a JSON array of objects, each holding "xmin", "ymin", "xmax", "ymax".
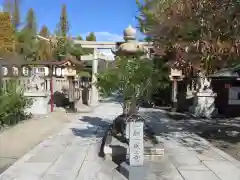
[
  {"xmin": 90, "ymin": 49, "xmax": 99, "ymax": 106},
  {"xmin": 172, "ymin": 80, "xmax": 178, "ymax": 111},
  {"xmin": 129, "ymin": 121, "xmax": 144, "ymax": 166}
]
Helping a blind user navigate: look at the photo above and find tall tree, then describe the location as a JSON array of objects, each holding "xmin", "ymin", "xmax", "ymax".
[
  {"xmin": 54, "ymin": 4, "xmax": 70, "ymax": 60},
  {"xmin": 3, "ymin": 0, "xmax": 13, "ymax": 13},
  {"xmin": 76, "ymin": 35, "xmax": 83, "ymax": 40},
  {"xmin": 137, "ymin": 0, "xmax": 240, "ymax": 77},
  {"xmin": 86, "ymin": 32, "xmax": 96, "ymax": 41},
  {"xmin": 17, "ymin": 8, "xmax": 38, "ymax": 60},
  {"xmin": 57, "ymin": 4, "xmax": 69, "ymax": 37},
  {"xmin": 84, "ymin": 32, "xmax": 96, "ymax": 54},
  {"xmin": 12, "ymin": 0, "xmax": 20, "ymax": 30},
  {"xmin": 36, "ymin": 25, "xmax": 52, "ymax": 60},
  {"xmin": 0, "ymin": 12, "xmax": 15, "ymax": 57},
  {"xmin": 25, "ymin": 8, "xmax": 37, "ymax": 34}
]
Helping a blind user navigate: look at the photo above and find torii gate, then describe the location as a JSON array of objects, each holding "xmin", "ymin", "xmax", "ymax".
[
  {"xmin": 74, "ymin": 40, "xmax": 153, "ymax": 106},
  {"xmin": 37, "ymin": 27, "xmax": 153, "ymax": 107}
]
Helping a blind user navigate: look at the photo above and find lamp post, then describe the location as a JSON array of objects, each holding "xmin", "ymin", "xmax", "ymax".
[{"xmin": 169, "ymin": 68, "xmax": 184, "ymax": 111}]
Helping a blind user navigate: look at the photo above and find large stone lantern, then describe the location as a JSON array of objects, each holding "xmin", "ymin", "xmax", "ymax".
[
  {"xmin": 113, "ymin": 25, "xmax": 147, "ymax": 56},
  {"xmin": 113, "ymin": 26, "xmax": 147, "ymax": 169}
]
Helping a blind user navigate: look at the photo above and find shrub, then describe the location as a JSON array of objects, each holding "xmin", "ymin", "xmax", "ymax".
[{"xmin": 0, "ymin": 79, "xmax": 33, "ymax": 126}]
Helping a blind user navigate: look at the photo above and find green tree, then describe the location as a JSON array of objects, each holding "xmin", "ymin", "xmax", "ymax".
[
  {"xmin": 86, "ymin": 32, "xmax": 96, "ymax": 41},
  {"xmin": 54, "ymin": 4, "xmax": 70, "ymax": 60},
  {"xmin": 67, "ymin": 35, "xmax": 85, "ymax": 60},
  {"xmin": 36, "ymin": 25, "xmax": 52, "ymax": 60},
  {"xmin": 84, "ymin": 32, "xmax": 96, "ymax": 54},
  {"xmin": 57, "ymin": 4, "xmax": 69, "ymax": 37},
  {"xmin": 12, "ymin": 0, "xmax": 20, "ymax": 30},
  {"xmin": 16, "ymin": 8, "xmax": 37, "ymax": 60},
  {"xmin": 76, "ymin": 35, "xmax": 83, "ymax": 40},
  {"xmin": 96, "ymin": 55, "xmax": 164, "ymax": 115}
]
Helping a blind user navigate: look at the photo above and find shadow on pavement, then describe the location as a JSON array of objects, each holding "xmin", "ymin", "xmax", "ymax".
[
  {"xmin": 141, "ymin": 110, "xmax": 240, "ymax": 154},
  {"xmin": 71, "ymin": 116, "xmax": 112, "ymax": 138}
]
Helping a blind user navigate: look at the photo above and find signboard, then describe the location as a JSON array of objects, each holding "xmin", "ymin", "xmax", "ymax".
[
  {"xmin": 62, "ymin": 67, "xmax": 77, "ymax": 76},
  {"xmin": 170, "ymin": 68, "xmax": 182, "ymax": 77},
  {"xmin": 129, "ymin": 121, "xmax": 144, "ymax": 166},
  {"xmin": 0, "ymin": 12, "xmax": 14, "ymax": 50}
]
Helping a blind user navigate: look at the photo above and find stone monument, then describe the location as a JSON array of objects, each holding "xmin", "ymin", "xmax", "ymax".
[
  {"xmin": 98, "ymin": 26, "xmax": 164, "ymax": 179},
  {"xmin": 24, "ymin": 73, "xmax": 50, "ymax": 115},
  {"xmin": 190, "ymin": 72, "xmax": 217, "ymax": 118},
  {"xmin": 129, "ymin": 121, "xmax": 144, "ymax": 166},
  {"xmin": 113, "ymin": 26, "xmax": 148, "ymax": 179}
]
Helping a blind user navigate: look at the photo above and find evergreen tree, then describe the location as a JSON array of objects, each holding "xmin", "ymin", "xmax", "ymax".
[
  {"xmin": 86, "ymin": 32, "xmax": 96, "ymax": 41},
  {"xmin": 37, "ymin": 25, "xmax": 52, "ymax": 60},
  {"xmin": 76, "ymin": 35, "xmax": 83, "ymax": 40},
  {"xmin": 25, "ymin": 8, "xmax": 37, "ymax": 34},
  {"xmin": 17, "ymin": 8, "xmax": 38, "ymax": 60},
  {"xmin": 3, "ymin": 0, "xmax": 13, "ymax": 13},
  {"xmin": 54, "ymin": 4, "xmax": 70, "ymax": 60},
  {"xmin": 57, "ymin": 4, "xmax": 69, "ymax": 37},
  {"xmin": 84, "ymin": 32, "xmax": 96, "ymax": 54},
  {"xmin": 12, "ymin": 0, "xmax": 20, "ymax": 30}
]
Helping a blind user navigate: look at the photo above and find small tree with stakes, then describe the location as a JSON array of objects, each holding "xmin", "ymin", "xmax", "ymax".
[{"xmin": 96, "ymin": 26, "xmax": 165, "ymax": 141}]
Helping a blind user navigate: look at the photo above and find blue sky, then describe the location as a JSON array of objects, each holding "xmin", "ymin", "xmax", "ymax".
[{"xmin": 0, "ymin": 0, "xmax": 143, "ymax": 41}]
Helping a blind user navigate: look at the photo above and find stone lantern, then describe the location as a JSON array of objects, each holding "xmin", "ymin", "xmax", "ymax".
[
  {"xmin": 113, "ymin": 26, "xmax": 147, "ymax": 170},
  {"xmin": 113, "ymin": 25, "xmax": 147, "ymax": 57}
]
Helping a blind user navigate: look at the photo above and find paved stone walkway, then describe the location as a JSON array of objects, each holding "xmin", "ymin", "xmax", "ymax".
[
  {"xmin": 141, "ymin": 109, "xmax": 240, "ymax": 180},
  {"xmin": 0, "ymin": 111, "xmax": 74, "ymax": 174},
  {"xmin": 0, "ymin": 102, "xmax": 240, "ymax": 180},
  {"xmin": 0, "ymin": 102, "xmax": 125, "ymax": 180}
]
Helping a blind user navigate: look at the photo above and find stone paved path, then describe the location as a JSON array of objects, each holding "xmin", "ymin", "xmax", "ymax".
[
  {"xmin": 0, "ymin": 102, "xmax": 126, "ymax": 180},
  {"xmin": 141, "ymin": 109, "xmax": 240, "ymax": 180},
  {"xmin": 0, "ymin": 102, "xmax": 240, "ymax": 180},
  {"xmin": 0, "ymin": 111, "xmax": 74, "ymax": 174}
]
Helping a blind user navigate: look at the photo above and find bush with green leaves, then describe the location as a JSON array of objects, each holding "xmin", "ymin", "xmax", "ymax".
[
  {"xmin": 0, "ymin": 80, "xmax": 33, "ymax": 126},
  {"xmin": 96, "ymin": 56, "xmax": 169, "ymax": 115}
]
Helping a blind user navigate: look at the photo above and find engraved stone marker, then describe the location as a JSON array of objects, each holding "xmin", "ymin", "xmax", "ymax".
[{"xmin": 129, "ymin": 121, "xmax": 144, "ymax": 166}]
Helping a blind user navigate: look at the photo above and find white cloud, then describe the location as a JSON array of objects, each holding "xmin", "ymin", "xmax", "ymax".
[{"xmin": 83, "ymin": 32, "xmax": 123, "ymax": 42}]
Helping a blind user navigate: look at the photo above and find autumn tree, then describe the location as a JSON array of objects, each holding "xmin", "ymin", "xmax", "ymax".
[
  {"xmin": 0, "ymin": 12, "xmax": 15, "ymax": 57},
  {"xmin": 137, "ymin": 0, "xmax": 240, "ymax": 77}
]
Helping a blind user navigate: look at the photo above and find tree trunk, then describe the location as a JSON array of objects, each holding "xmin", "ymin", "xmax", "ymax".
[{"xmin": 123, "ymin": 98, "xmax": 138, "ymax": 116}]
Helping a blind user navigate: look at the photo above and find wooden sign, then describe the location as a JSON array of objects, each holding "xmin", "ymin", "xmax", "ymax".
[{"xmin": 0, "ymin": 12, "xmax": 14, "ymax": 50}]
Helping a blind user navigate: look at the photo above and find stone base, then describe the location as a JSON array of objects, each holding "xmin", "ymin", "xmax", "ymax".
[
  {"xmin": 24, "ymin": 92, "xmax": 50, "ymax": 115},
  {"xmin": 190, "ymin": 90, "xmax": 217, "ymax": 118},
  {"xmin": 120, "ymin": 161, "xmax": 148, "ymax": 179}
]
